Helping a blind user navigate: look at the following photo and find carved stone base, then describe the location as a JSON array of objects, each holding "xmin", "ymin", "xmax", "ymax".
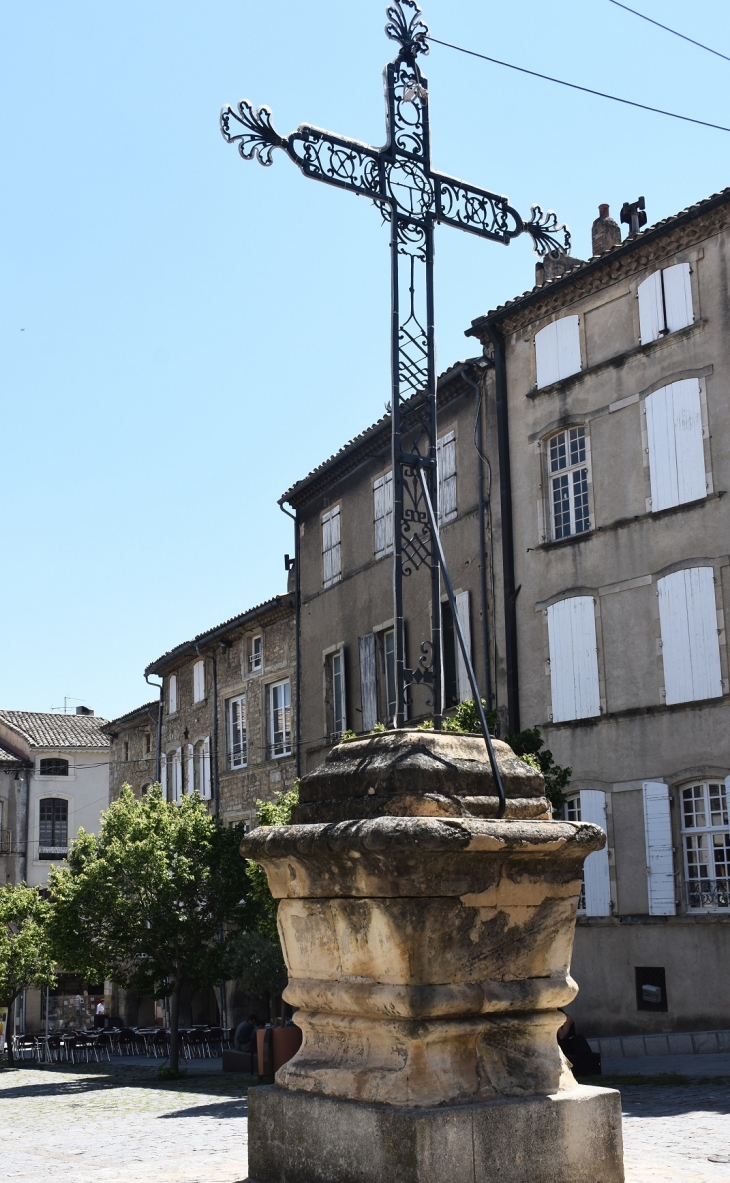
[{"xmin": 245, "ymin": 1084, "xmax": 625, "ymax": 1183}]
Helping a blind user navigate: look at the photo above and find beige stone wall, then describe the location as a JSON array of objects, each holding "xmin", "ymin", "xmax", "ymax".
[{"xmin": 108, "ymin": 707, "xmax": 159, "ymax": 802}]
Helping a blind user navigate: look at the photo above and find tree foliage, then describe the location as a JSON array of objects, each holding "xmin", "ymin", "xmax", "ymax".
[{"xmin": 0, "ymin": 883, "xmax": 56, "ymax": 1066}]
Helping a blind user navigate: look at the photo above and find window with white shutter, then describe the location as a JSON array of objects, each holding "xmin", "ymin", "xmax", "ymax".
[
  {"xmin": 638, "ymin": 263, "xmax": 693, "ymax": 344},
  {"xmin": 657, "ymin": 567, "xmax": 722, "ymax": 705},
  {"xmin": 322, "ymin": 506, "xmax": 342, "ymax": 588},
  {"xmin": 168, "ymin": 675, "xmax": 177, "ymax": 715},
  {"xmin": 374, "ymin": 472, "xmax": 394, "ymax": 559},
  {"xmin": 546, "ymin": 597, "xmax": 601, "ymax": 722},
  {"xmin": 645, "ymin": 379, "xmax": 706, "ymax": 512},
  {"xmin": 681, "ymin": 780, "xmax": 730, "ymax": 912},
  {"xmin": 269, "ymin": 681, "xmax": 291, "ymax": 757},
  {"xmin": 437, "ymin": 431, "xmax": 457, "ymax": 524},
  {"xmin": 642, "ymin": 782, "xmax": 676, "ymax": 915},
  {"xmin": 186, "ymin": 743, "xmax": 194, "ymax": 795},
  {"xmin": 534, "ymin": 315, "xmax": 581, "ymax": 389},
  {"xmin": 160, "ymin": 752, "xmax": 167, "ymax": 797},
  {"xmin": 579, "ymin": 790, "xmax": 611, "ymax": 917},
  {"xmin": 173, "ymin": 747, "xmax": 183, "ymax": 803},
  {"xmin": 193, "ymin": 659, "xmax": 206, "ymax": 703},
  {"xmin": 563, "ymin": 797, "xmax": 586, "ymax": 910},
  {"xmin": 329, "ymin": 646, "xmax": 346, "ymax": 740},
  {"xmin": 202, "ymin": 736, "xmax": 212, "ymax": 799},
  {"xmin": 359, "ymin": 634, "xmax": 378, "ymax": 732},
  {"xmin": 229, "ymin": 695, "xmax": 247, "ymax": 768},
  {"xmin": 454, "ymin": 590, "xmax": 472, "ymax": 704}
]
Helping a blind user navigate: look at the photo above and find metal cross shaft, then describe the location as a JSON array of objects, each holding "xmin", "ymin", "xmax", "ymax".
[{"xmin": 220, "ymin": 1, "xmax": 569, "ymax": 792}]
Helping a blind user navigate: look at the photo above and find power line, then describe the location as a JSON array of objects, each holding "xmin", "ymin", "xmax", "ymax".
[
  {"xmin": 427, "ymin": 36, "xmax": 730, "ymax": 133},
  {"xmin": 607, "ymin": 1, "xmax": 730, "ymax": 65}
]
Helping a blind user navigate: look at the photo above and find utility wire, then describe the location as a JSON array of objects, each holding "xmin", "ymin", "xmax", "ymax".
[
  {"xmin": 607, "ymin": 1, "xmax": 730, "ymax": 65},
  {"xmin": 427, "ymin": 36, "xmax": 730, "ymax": 133}
]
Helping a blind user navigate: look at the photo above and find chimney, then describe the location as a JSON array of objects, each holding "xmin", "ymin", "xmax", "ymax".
[
  {"xmin": 75, "ymin": 705, "xmax": 94, "ymax": 716},
  {"xmin": 591, "ymin": 204, "xmax": 622, "ymax": 256}
]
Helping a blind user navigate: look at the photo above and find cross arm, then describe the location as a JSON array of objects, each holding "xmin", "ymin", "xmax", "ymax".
[
  {"xmin": 432, "ymin": 171, "xmax": 571, "ymax": 255},
  {"xmin": 220, "ymin": 100, "xmax": 383, "ymax": 201}
]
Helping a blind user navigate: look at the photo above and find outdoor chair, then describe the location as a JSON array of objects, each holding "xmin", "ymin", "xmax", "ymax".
[
  {"xmin": 151, "ymin": 1029, "xmax": 169, "ymax": 1058},
  {"xmin": 207, "ymin": 1027, "xmax": 224, "ymax": 1057},
  {"xmin": 94, "ymin": 1030, "xmax": 113, "ymax": 1062}
]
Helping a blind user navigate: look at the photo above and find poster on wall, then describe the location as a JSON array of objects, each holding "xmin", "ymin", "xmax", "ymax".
[{"xmin": 0, "ymin": 1007, "xmax": 8, "ymax": 1053}]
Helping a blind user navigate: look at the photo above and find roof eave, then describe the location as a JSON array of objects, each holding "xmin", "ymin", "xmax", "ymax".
[{"xmin": 144, "ymin": 593, "xmax": 294, "ymax": 676}]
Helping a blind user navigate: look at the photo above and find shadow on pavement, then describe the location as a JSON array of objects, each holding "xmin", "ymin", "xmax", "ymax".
[
  {"xmin": 159, "ymin": 1096, "xmax": 250, "ymax": 1119},
  {"xmin": 0, "ymin": 1063, "xmax": 251, "ymax": 1103}
]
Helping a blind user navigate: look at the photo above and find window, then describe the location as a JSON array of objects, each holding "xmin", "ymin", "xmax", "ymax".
[
  {"xmin": 374, "ymin": 471, "xmax": 394, "ymax": 558},
  {"xmin": 534, "ymin": 315, "xmax": 581, "ymax": 389},
  {"xmin": 39, "ymin": 758, "xmax": 68, "ymax": 777},
  {"xmin": 441, "ymin": 591, "xmax": 472, "ymax": 708},
  {"xmin": 168, "ymin": 674, "xmax": 177, "ymax": 714},
  {"xmin": 681, "ymin": 780, "xmax": 730, "ymax": 911},
  {"xmin": 144, "ymin": 732, "xmax": 151, "ymax": 756},
  {"xmin": 359, "ymin": 634, "xmax": 378, "ymax": 731},
  {"xmin": 635, "ymin": 967, "xmax": 668, "ymax": 1012},
  {"xmin": 229, "ymin": 695, "xmax": 247, "ymax": 769},
  {"xmin": 563, "ymin": 798, "xmax": 586, "ymax": 911},
  {"xmin": 657, "ymin": 567, "xmax": 722, "ymax": 705},
  {"xmin": 250, "ymin": 635, "xmax": 263, "ymax": 672},
  {"xmin": 39, "ymin": 799, "xmax": 68, "ymax": 860},
  {"xmin": 645, "ymin": 379, "xmax": 706, "ymax": 512},
  {"xmin": 384, "ymin": 630, "xmax": 397, "ymax": 723},
  {"xmin": 328, "ymin": 649, "xmax": 346, "ymax": 741},
  {"xmin": 564, "ymin": 791, "xmax": 611, "ymax": 916},
  {"xmin": 437, "ymin": 432, "xmax": 457, "ymax": 524},
  {"xmin": 186, "ymin": 743, "xmax": 194, "ymax": 795},
  {"xmin": 167, "ymin": 748, "xmax": 182, "ymax": 803},
  {"xmin": 269, "ymin": 680, "xmax": 291, "ymax": 758},
  {"xmin": 546, "ymin": 597, "xmax": 600, "ymax": 722},
  {"xmin": 194, "ymin": 738, "xmax": 211, "ymax": 799},
  {"xmin": 638, "ymin": 263, "xmax": 693, "ymax": 345},
  {"xmin": 193, "ymin": 660, "xmax": 206, "ymax": 703},
  {"xmin": 322, "ymin": 505, "xmax": 341, "ymax": 588},
  {"xmin": 642, "ymin": 782, "xmax": 676, "ymax": 915},
  {"xmin": 547, "ymin": 427, "xmax": 590, "ymax": 540},
  {"xmin": 123, "ymin": 741, "xmax": 129, "ymax": 763}
]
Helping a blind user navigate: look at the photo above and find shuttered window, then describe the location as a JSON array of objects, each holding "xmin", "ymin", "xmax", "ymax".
[
  {"xmin": 269, "ymin": 681, "xmax": 291, "ymax": 757},
  {"xmin": 657, "ymin": 567, "xmax": 722, "ymax": 705},
  {"xmin": 645, "ymin": 379, "xmax": 706, "ymax": 512},
  {"xmin": 229, "ymin": 695, "xmax": 247, "ymax": 768},
  {"xmin": 160, "ymin": 752, "xmax": 167, "ymax": 797},
  {"xmin": 642, "ymin": 782, "xmax": 676, "ymax": 916},
  {"xmin": 374, "ymin": 472, "xmax": 394, "ymax": 558},
  {"xmin": 186, "ymin": 743, "xmax": 194, "ymax": 796},
  {"xmin": 193, "ymin": 659, "xmax": 206, "ymax": 703},
  {"xmin": 322, "ymin": 506, "xmax": 342, "ymax": 588},
  {"xmin": 548, "ymin": 426, "xmax": 590, "ymax": 539},
  {"xmin": 202, "ymin": 737, "xmax": 212, "ymax": 799},
  {"xmin": 330, "ymin": 647, "xmax": 346, "ymax": 739},
  {"xmin": 168, "ymin": 675, "xmax": 177, "ymax": 715},
  {"xmin": 638, "ymin": 263, "xmax": 693, "ymax": 344},
  {"xmin": 359, "ymin": 634, "xmax": 378, "ymax": 732},
  {"xmin": 579, "ymin": 790, "xmax": 611, "ymax": 917},
  {"xmin": 437, "ymin": 432, "xmax": 457, "ymax": 524},
  {"xmin": 454, "ymin": 590, "xmax": 472, "ymax": 704},
  {"xmin": 534, "ymin": 315, "xmax": 581, "ymax": 389},
  {"xmin": 384, "ymin": 630, "xmax": 397, "ymax": 722},
  {"xmin": 172, "ymin": 748, "xmax": 183, "ymax": 803},
  {"xmin": 546, "ymin": 597, "xmax": 601, "ymax": 722},
  {"xmin": 681, "ymin": 780, "xmax": 730, "ymax": 912}
]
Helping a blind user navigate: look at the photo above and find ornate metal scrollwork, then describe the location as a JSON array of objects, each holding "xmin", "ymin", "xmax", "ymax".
[
  {"xmin": 400, "ymin": 465, "xmax": 432, "ymax": 576},
  {"xmin": 289, "ymin": 129, "xmax": 381, "ymax": 197},
  {"xmin": 435, "ymin": 177, "xmax": 521, "ymax": 244},
  {"xmin": 522, "ymin": 204, "xmax": 572, "ymax": 257},
  {"xmin": 220, "ymin": 100, "xmax": 284, "ymax": 166},
  {"xmin": 385, "ymin": 0, "xmax": 429, "ymax": 63}
]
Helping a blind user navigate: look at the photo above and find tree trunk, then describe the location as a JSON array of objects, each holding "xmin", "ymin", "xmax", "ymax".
[
  {"xmin": 168, "ymin": 977, "xmax": 182, "ymax": 1074},
  {"xmin": 5, "ymin": 997, "xmax": 15, "ymax": 1067}
]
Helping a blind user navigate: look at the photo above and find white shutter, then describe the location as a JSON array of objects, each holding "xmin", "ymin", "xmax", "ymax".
[
  {"xmin": 374, "ymin": 477, "xmax": 386, "ymax": 557},
  {"xmin": 186, "ymin": 743, "xmax": 194, "ymax": 795},
  {"xmin": 454, "ymin": 590, "xmax": 472, "ymax": 704},
  {"xmin": 662, "ymin": 262, "xmax": 693, "ymax": 333},
  {"xmin": 174, "ymin": 747, "xmax": 182, "ymax": 803},
  {"xmin": 658, "ymin": 567, "xmax": 722, "ymax": 704},
  {"xmin": 384, "ymin": 471, "xmax": 394, "ymax": 554},
  {"xmin": 322, "ymin": 512, "xmax": 333, "ymax": 586},
  {"xmin": 642, "ymin": 782, "xmax": 676, "ymax": 916},
  {"xmin": 160, "ymin": 752, "xmax": 167, "ymax": 796},
  {"xmin": 638, "ymin": 272, "xmax": 664, "ymax": 344},
  {"xmin": 202, "ymin": 736, "xmax": 211, "ymax": 800},
  {"xmin": 193, "ymin": 660, "xmax": 205, "ymax": 703},
  {"xmin": 579, "ymin": 790, "xmax": 611, "ymax": 917},
  {"xmin": 535, "ymin": 322, "xmax": 561, "ymax": 389},
  {"xmin": 359, "ymin": 634, "xmax": 378, "ymax": 731},
  {"xmin": 168, "ymin": 675, "xmax": 177, "ymax": 715},
  {"xmin": 437, "ymin": 432, "xmax": 457, "ymax": 523},
  {"xmin": 646, "ymin": 380, "xmax": 705, "ymax": 511},
  {"xmin": 555, "ymin": 315, "xmax": 581, "ymax": 380},
  {"xmin": 546, "ymin": 597, "xmax": 600, "ymax": 722}
]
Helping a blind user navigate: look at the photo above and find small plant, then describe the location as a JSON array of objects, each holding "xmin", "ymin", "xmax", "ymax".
[
  {"xmin": 369, "ymin": 722, "xmax": 386, "ymax": 733},
  {"xmin": 340, "ymin": 729, "xmax": 358, "ymax": 742}
]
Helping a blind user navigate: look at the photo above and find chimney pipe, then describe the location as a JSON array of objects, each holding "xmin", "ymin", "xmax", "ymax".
[{"xmin": 591, "ymin": 204, "xmax": 622, "ymax": 256}]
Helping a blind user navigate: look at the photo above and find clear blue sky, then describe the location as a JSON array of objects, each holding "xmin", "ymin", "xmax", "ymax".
[{"xmin": 3, "ymin": 0, "xmax": 730, "ymax": 721}]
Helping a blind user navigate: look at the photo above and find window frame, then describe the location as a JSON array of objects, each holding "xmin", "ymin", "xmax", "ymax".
[
  {"xmin": 228, "ymin": 694, "xmax": 247, "ymax": 770},
  {"xmin": 563, "ymin": 796, "xmax": 586, "ymax": 912},
  {"xmin": 545, "ymin": 425, "xmax": 592, "ymax": 542},
  {"xmin": 38, "ymin": 797, "xmax": 69, "ymax": 861},
  {"xmin": 269, "ymin": 679, "xmax": 292, "ymax": 759},
  {"xmin": 680, "ymin": 780, "xmax": 730, "ymax": 913},
  {"xmin": 249, "ymin": 634, "xmax": 263, "ymax": 673},
  {"xmin": 38, "ymin": 758, "xmax": 69, "ymax": 778},
  {"xmin": 638, "ymin": 262, "xmax": 694, "ymax": 345}
]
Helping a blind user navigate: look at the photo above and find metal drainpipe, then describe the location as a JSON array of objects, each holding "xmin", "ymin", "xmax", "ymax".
[
  {"xmin": 481, "ymin": 321, "xmax": 520, "ymax": 735},
  {"xmin": 196, "ymin": 645, "xmax": 220, "ymax": 818},
  {"xmin": 278, "ymin": 497, "xmax": 301, "ymax": 778},
  {"xmin": 145, "ymin": 674, "xmax": 164, "ymax": 783},
  {"xmin": 22, "ymin": 766, "xmax": 31, "ymax": 884},
  {"xmin": 460, "ymin": 363, "xmax": 492, "ymax": 712}
]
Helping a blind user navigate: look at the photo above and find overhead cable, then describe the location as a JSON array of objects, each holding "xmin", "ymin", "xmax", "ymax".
[
  {"xmin": 607, "ymin": 1, "xmax": 730, "ymax": 65},
  {"xmin": 426, "ymin": 36, "xmax": 730, "ymax": 133}
]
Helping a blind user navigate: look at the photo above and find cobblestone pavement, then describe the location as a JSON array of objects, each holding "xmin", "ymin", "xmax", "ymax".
[{"xmin": 2, "ymin": 1062, "xmax": 729, "ymax": 1182}]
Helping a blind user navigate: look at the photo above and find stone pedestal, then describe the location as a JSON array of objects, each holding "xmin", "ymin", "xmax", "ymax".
[{"xmin": 241, "ymin": 730, "xmax": 624, "ymax": 1182}]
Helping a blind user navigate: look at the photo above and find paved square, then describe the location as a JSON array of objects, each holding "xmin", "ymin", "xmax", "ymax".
[{"xmin": 1, "ymin": 1062, "xmax": 728, "ymax": 1182}]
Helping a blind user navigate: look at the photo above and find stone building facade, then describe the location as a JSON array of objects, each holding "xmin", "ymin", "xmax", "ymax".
[
  {"xmin": 104, "ymin": 701, "xmax": 159, "ymax": 802},
  {"xmin": 281, "ymin": 190, "xmax": 730, "ymax": 1039}
]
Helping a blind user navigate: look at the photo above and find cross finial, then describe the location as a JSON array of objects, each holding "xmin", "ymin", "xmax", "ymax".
[{"xmin": 385, "ymin": 0, "xmax": 429, "ymax": 64}]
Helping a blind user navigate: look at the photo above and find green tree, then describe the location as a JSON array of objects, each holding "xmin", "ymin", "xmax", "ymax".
[
  {"xmin": 0, "ymin": 884, "xmax": 56, "ymax": 1066},
  {"xmin": 48, "ymin": 785, "xmax": 251, "ymax": 1075}
]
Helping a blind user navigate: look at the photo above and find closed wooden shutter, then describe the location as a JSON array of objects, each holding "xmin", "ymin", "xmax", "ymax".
[
  {"xmin": 168, "ymin": 675, "xmax": 177, "ymax": 715},
  {"xmin": 535, "ymin": 316, "xmax": 581, "ymax": 388},
  {"xmin": 193, "ymin": 660, "xmax": 205, "ymax": 703},
  {"xmin": 374, "ymin": 474, "xmax": 393, "ymax": 558},
  {"xmin": 174, "ymin": 747, "xmax": 182, "ymax": 803},
  {"xmin": 546, "ymin": 597, "xmax": 600, "ymax": 722},
  {"xmin": 186, "ymin": 744, "xmax": 194, "ymax": 796},
  {"xmin": 579, "ymin": 790, "xmax": 611, "ymax": 917},
  {"xmin": 642, "ymin": 782, "xmax": 676, "ymax": 915},
  {"xmin": 338, "ymin": 643, "xmax": 347, "ymax": 732},
  {"xmin": 454, "ymin": 590, "xmax": 472, "ymax": 703},
  {"xmin": 160, "ymin": 752, "xmax": 167, "ymax": 797},
  {"xmin": 437, "ymin": 432, "xmax": 457, "ymax": 523},
  {"xmin": 662, "ymin": 262, "xmax": 693, "ymax": 333},
  {"xmin": 646, "ymin": 379, "xmax": 705, "ymax": 511},
  {"xmin": 638, "ymin": 271, "xmax": 664, "ymax": 344},
  {"xmin": 322, "ymin": 506, "xmax": 341, "ymax": 587},
  {"xmin": 384, "ymin": 471, "xmax": 394, "ymax": 553},
  {"xmin": 658, "ymin": 567, "xmax": 722, "ymax": 704},
  {"xmin": 359, "ymin": 633, "xmax": 378, "ymax": 731},
  {"xmin": 202, "ymin": 736, "xmax": 211, "ymax": 800}
]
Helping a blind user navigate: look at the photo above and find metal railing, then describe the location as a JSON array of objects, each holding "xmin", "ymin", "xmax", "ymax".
[
  {"xmin": 0, "ymin": 829, "xmax": 12, "ymax": 855},
  {"xmin": 686, "ymin": 878, "xmax": 730, "ymax": 911}
]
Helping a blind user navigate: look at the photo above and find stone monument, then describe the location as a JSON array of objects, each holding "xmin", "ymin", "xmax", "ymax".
[{"xmin": 241, "ymin": 729, "xmax": 624, "ymax": 1183}]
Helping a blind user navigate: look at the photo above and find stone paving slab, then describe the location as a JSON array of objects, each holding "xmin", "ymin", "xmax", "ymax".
[{"xmin": 2, "ymin": 1062, "xmax": 729, "ymax": 1183}]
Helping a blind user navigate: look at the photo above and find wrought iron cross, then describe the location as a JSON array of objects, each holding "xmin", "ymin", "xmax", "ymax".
[{"xmin": 221, "ymin": 0, "xmax": 569, "ymax": 756}]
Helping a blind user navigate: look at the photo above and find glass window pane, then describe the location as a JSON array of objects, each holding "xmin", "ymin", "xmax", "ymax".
[
  {"xmin": 552, "ymin": 474, "xmax": 571, "ymax": 538},
  {"xmin": 550, "ymin": 432, "xmax": 567, "ymax": 472}
]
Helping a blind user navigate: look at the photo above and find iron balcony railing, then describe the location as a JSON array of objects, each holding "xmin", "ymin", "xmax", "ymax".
[
  {"xmin": 686, "ymin": 878, "xmax": 730, "ymax": 911},
  {"xmin": 38, "ymin": 846, "xmax": 69, "ymax": 861}
]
